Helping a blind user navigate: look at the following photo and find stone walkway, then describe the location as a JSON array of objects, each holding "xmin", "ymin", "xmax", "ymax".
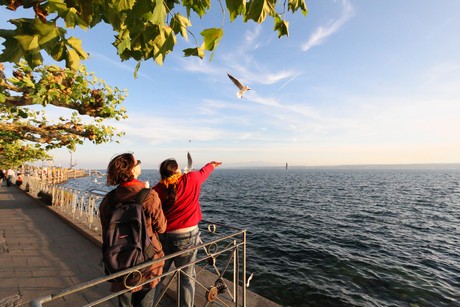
[{"xmin": 0, "ymin": 184, "xmax": 117, "ymax": 306}]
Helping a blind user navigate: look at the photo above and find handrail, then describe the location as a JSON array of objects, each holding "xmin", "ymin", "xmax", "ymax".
[
  {"xmin": 29, "ymin": 221, "xmax": 247, "ymax": 306},
  {"xmin": 21, "ymin": 176, "xmax": 248, "ymax": 306}
]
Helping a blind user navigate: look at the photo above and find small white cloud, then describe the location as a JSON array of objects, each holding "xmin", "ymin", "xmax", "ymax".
[
  {"xmin": 302, "ymin": 0, "xmax": 354, "ymax": 52},
  {"xmin": 245, "ymin": 26, "xmax": 262, "ymax": 43}
]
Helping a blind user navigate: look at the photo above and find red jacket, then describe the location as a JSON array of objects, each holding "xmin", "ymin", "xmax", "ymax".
[{"xmin": 153, "ymin": 163, "xmax": 215, "ymax": 232}]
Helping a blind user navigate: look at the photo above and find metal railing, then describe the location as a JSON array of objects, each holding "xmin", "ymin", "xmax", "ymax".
[{"xmin": 22, "ymin": 176, "xmax": 248, "ymax": 306}]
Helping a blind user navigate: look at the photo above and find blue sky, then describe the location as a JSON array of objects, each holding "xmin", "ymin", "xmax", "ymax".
[{"xmin": 2, "ymin": 1, "xmax": 460, "ymax": 169}]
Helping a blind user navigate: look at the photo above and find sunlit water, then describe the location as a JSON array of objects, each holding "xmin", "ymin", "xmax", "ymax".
[{"xmin": 61, "ymin": 167, "xmax": 460, "ymax": 306}]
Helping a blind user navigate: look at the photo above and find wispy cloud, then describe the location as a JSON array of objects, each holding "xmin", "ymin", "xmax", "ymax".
[
  {"xmin": 89, "ymin": 51, "xmax": 157, "ymax": 82},
  {"xmin": 301, "ymin": 0, "xmax": 354, "ymax": 52},
  {"xmin": 244, "ymin": 26, "xmax": 262, "ymax": 43},
  {"xmin": 279, "ymin": 71, "xmax": 303, "ymax": 90},
  {"xmin": 179, "ymin": 57, "xmax": 222, "ymax": 75},
  {"xmin": 422, "ymin": 62, "xmax": 460, "ymax": 86}
]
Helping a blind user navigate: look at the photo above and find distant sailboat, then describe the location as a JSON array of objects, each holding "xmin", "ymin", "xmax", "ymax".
[{"xmin": 286, "ymin": 162, "xmax": 288, "ymax": 170}]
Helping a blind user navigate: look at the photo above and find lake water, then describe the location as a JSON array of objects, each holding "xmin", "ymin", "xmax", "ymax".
[{"xmin": 60, "ymin": 166, "xmax": 460, "ymax": 306}]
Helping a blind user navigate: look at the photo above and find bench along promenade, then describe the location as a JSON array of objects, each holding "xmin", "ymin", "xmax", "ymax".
[{"xmin": 0, "ymin": 172, "xmax": 279, "ymax": 306}]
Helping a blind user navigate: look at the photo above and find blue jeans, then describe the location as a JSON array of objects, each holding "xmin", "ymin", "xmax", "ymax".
[
  {"xmin": 118, "ymin": 287, "xmax": 155, "ymax": 307},
  {"xmin": 154, "ymin": 228, "xmax": 200, "ymax": 307}
]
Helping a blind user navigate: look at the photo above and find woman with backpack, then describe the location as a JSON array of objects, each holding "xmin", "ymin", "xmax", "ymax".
[
  {"xmin": 99, "ymin": 153, "xmax": 167, "ymax": 307},
  {"xmin": 153, "ymin": 158, "xmax": 222, "ymax": 307}
]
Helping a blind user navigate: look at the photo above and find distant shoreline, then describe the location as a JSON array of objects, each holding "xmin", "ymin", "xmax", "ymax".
[{"xmin": 87, "ymin": 163, "xmax": 460, "ymax": 172}]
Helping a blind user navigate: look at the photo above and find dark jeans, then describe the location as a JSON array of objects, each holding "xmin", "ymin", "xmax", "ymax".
[
  {"xmin": 118, "ymin": 287, "xmax": 155, "ymax": 307},
  {"xmin": 154, "ymin": 228, "xmax": 200, "ymax": 307}
]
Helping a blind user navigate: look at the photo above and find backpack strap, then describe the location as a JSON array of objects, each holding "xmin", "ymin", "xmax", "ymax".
[{"xmin": 136, "ymin": 188, "xmax": 151, "ymax": 206}]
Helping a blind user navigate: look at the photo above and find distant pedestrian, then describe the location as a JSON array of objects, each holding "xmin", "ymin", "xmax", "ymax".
[
  {"xmin": 16, "ymin": 173, "xmax": 23, "ymax": 188},
  {"xmin": 153, "ymin": 158, "xmax": 222, "ymax": 307},
  {"xmin": 0, "ymin": 170, "xmax": 4, "ymax": 186},
  {"xmin": 99, "ymin": 153, "xmax": 167, "ymax": 307},
  {"xmin": 6, "ymin": 169, "xmax": 15, "ymax": 187}
]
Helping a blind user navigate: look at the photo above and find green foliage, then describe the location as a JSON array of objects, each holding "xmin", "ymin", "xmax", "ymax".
[
  {"xmin": 0, "ymin": 0, "xmax": 308, "ymax": 70},
  {"xmin": 0, "ymin": 61, "xmax": 127, "ymax": 156},
  {"xmin": 0, "ymin": 140, "xmax": 51, "ymax": 169},
  {"xmin": 274, "ymin": 15, "xmax": 289, "ymax": 38}
]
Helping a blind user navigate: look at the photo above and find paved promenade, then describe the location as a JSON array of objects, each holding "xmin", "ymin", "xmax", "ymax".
[{"xmin": 0, "ymin": 185, "xmax": 117, "ymax": 306}]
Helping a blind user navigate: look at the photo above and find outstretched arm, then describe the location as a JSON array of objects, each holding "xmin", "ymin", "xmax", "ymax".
[{"xmin": 211, "ymin": 161, "xmax": 222, "ymax": 168}]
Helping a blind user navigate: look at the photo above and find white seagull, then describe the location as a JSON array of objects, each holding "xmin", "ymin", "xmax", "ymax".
[
  {"xmin": 227, "ymin": 73, "xmax": 251, "ymax": 98},
  {"xmin": 184, "ymin": 151, "xmax": 193, "ymax": 174}
]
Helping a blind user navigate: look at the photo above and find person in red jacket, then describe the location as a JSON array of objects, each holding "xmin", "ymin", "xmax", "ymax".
[{"xmin": 153, "ymin": 158, "xmax": 221, "ymax": 307}]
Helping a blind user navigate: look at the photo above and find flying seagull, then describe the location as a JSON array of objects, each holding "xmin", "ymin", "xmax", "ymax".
[
  {"xmin": 227, "ymin": 73, "xmax": 251, "ymax": 98},
  {"xmin": 184, "ymin": 151, "xmax": 193, "ymax": 174}
]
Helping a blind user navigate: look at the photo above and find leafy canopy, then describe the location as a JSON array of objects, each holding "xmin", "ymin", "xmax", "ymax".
[
  {"xmin": 0, "ymin": 0, "xmax": 308, "ymax": 70},
  {"xmin": 0, "ymin": 140, "xmax": 52, "ymax": 169},
  {"xmin": 0, "ymin": 61, "xmax": 127, "ymax": 167}
]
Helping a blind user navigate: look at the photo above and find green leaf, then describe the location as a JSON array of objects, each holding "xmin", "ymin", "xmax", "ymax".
[
  {"xmin": 0, "ymin": 34, "xmax": 24, "ymax": 63},
  {"xmin": 134, "ymin": 62, "xmax": 141, "ymax": 78},
  {"xmin": 183, "ymin": 45, "xmax": 205, "ymax": 59},
  {"xmin": 154, "ymin": 26, "xmax": 176, "ymax": 65},
  {"xmin": 15, "ymin": 34, "xmax": 40, "ymax": 52},
  {"xmin": 226, "ymin": 0, "xmax": 246, "ymax": 22},
  {"xmin": 183, "ymin": 0, "xmax": 210, "ymax": 18},
  {"xmin": 22, "ymin": 75, "xmax": 36, "ymax": 88},
  {"xmin": 67, "ymin": 36, "xmax": 88, "ymax": 59},
  {"xmin": 201, "ymin": 28, "xmax": 223, "ymax": 51},
  {"xmin": 274, "ymin": 15, "xmax": 289, "ymax": 38},
  {"xmin": 246, "ymin": 0, "xmax": 276, "ymax": 23},
  {"xmin": 63, "ymin": 7, "xmax": 88, "ymax": 29},
  {"xmin": 25, "ymin": 51, "xmax": 44, "ymax": 68},
  {"xmin": 18, "ymin": 109, "xmax": 29, "ymax": 118},
  {"xmin": 46, "ymin": 0, "xmax": 69, "ymax": 14},
  {"xmin": 114, "ymin": 0, "xmax": 136, "ymax": 11},
  {"xmin": 115, "ymin": 36, "xmax": 131, "ymax": 54},
  {"xmin": 66, "ymin": 49, "xmax": 80, "ymax": 70},
  {"xmin": 14, "ymin": 35, "xmax": 43, "ymax": 67},
  {"xmin": 34, "ymin": 20, "xmax": 62, "ymax": 46},
  {"xmin": 170, "ymin": 13, "xmax": 191, "ymax": 40},
  {"xmin": 49, "ymin": 41, "xmax": 67, "ymax": 61},
  {"xmin": 0, "ymin": 93, "xmax": 5, "ymax": 103},
  {"xmin": 151, "ymin": 0, "xmax": 167, "ymax": 26},
  {"xmin": 288, "ymin": 0, "xmax": 308, "ymax": 16}
]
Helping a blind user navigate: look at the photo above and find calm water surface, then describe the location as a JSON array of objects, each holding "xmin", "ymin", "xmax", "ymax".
[{"xmin": 62, "ymin": 167, "xmax": 460, "ymax": 306}]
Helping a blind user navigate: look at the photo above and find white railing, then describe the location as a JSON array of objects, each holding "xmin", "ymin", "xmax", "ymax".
[{"xmin": 22, "ymin": 175, "xmax": 103, "ymax": 232}]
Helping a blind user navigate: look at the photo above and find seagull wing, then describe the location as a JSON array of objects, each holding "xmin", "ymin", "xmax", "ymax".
[
  {"xmin": 187, "ymin": 151, "xmax": 193, "ymax": 171},
  {"xmin": 246, "ymin": 273, "xmax": 254, "ymax": 287},
  {"xmin": 227, "ymin": 73, "xmax": 244, "ymax": 90}
]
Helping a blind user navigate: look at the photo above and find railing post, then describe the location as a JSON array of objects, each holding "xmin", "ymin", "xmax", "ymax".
[
  {"xmin": 88, "ymin": 195, "xmax": 94, "ymax": 228},
  {"xmin": 243, "ymin": 230, "xmax": 247, "ymax": 307},
  {"xmin": 234, "ymin": 240, "xmax": 239, "ymax": 306}
]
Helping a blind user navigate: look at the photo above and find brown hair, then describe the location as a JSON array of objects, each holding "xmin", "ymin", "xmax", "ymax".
[
  {"xmin": 159, "ymin": 159, "xmax": 179, "ymax": 205},
  {"xmin": 106, "ymin": 153, "xmax": 136, "ymax": 186}
]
